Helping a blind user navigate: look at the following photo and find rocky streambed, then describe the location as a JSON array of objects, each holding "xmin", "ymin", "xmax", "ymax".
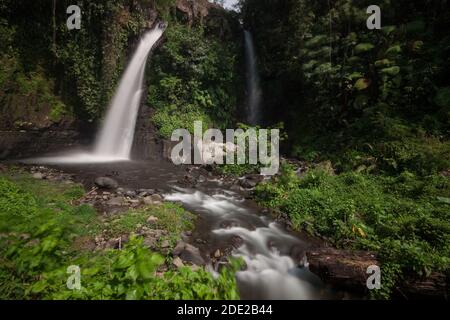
[{"xmin": 4, "ymin": 160, "xmax": 444, "ymax": 299}]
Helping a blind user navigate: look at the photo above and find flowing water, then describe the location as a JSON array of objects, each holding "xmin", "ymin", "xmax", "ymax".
[
  {"xmin": 18, "ymin": 24, "xmax": 348, "ymax": 299},
  {"xmin": 244, "ymin": 30, "xmax": 262, "ymax": 126},
  {"xmin": 38, "ymin": 160, "xmax": 347, "ymax": 299},
  {"xmin": 26, "ymin": 24, "xmax": 166, "ymax": 164},
  {"xmin": 164, "ymin": 183, "xmax": 343, "ymax": 300},
  {"xmin": 94, "ymin": 27, "xmax": 164, "ymax": 158}
]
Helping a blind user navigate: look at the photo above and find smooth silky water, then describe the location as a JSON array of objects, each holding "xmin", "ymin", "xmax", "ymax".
[
  {"xmin": 24, "ymin": 24, "xmax": 166, "ymax": 165},
  {"xmin": 164, "ymin": 182, "xmax": 345, "ymax": 300},
  {"xmin": 19, "ymin": 23, "xmax": 349, "ymax": 300}
]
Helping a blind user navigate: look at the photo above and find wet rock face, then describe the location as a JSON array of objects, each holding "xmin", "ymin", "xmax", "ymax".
[
  {"xmin": 175, "ymin": 0, "xmax": 220, "ymax": 26},
  {"xmin": 0, "ymin": 129, "xmax": 89, "ymax": 160}
]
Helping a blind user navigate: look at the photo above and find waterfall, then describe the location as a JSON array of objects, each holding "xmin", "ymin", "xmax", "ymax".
[
  {"xmin": 244, "ymin": 30, "xmax": 262, "ymax": 126},
  {"xmin": 26, "ymin": 24, "xmax": 165, "ymax": 164},
  {"xmin": 94, "ymin": 25, "xmax": 165, "ymax": 159}
]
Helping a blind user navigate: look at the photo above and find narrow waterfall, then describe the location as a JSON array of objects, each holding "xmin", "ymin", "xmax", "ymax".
[
  {"xmin": 244, "ymin": 30, "xmax": 262, "ymax": 126},
  {"xmin": 95, "ymin": 25, "xmax": 165, "ymax": 159}
]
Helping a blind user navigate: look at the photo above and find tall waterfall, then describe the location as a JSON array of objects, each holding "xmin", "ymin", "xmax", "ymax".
[
  {"xmin": 27, "ymin": 24, "xmax": 165, "ymax": 164},
  {"xmin": 244, "ymin": 30, "xmax": 262, "ymax": 126},
  {"xmin": 94, "ymin": 25, "xmax": 165, "ymax": 159}
]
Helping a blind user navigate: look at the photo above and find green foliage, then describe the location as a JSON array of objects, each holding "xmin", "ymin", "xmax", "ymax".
[
  {"xmin": 0, "ymin": 55, "xmax": 70, "ymax": 126},
  {"xmin": 255, "ymin": 165, "xmax": 450, "ymax": 297},
  {"xmin": 0, "ymin": 0, "xmax": 176, "ymax": 121},
  {"xmin": 103, "ymin": 203, "xmax": 195, "ymax": 247},
  {"xmin": 0, "ymin": 173, "xmax": 239, "ymax": 300},
  {"xmin": 35, "ymin": 236, "xmax": 240, "ymax": 300},
  {"xmin": 148, "ymin": 22, "xmax": 239, "ymax": 137},
  {"xmin": 241, "ymin": 0, "xmax": 450, "ymax": 177}
]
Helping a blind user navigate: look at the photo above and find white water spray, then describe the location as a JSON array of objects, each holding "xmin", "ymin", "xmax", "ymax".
[
  {"xmin": 164, "ymin": 187, "xmax": 337, "ymax": 300},
  {"xmin": 26, "ymin": 24, "xmax": 165, "ymax": 164},
  {"xmin": 94, "ymin": 26, "xmax": 164, "ymax": 158},
  {"xmin": 244, "ymin": 30, "xmax": 262, "ymax": 126}
]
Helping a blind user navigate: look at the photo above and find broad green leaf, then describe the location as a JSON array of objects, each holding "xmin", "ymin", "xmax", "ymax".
[
  {"xmin": 386, "ymin": 45, "xmax": 402, "ymax": 56},
  {"xmin": 381, "ymin": 66, "xmax": 400, "ymax": 76},
  {"xmin": 116, "ymin": 253, "xmax": 134, "ymax": 269},
  {"xmin": 375, "ymin": 59, "xmax": 392, "ymax": 67},
  {"xmin": 355, "ymin": 43, "xmax": 375, "ymax": 54},
  {"xmin": 412, "ymin": 40, "xmax": 424, "ymax": 51},
  {"xmin": 30, "ymin": 280, "xmax": 48, "ymax": 293},
  {"xmin": 347, "ymin": 72, "xmax": 363, "ymax": 80},
  {"xmin": 381, "ymin": 25, "xmax": 396, "ymax": 35},
  {"xmin": 355, "ymin": 78, "xmax": 371, "ymax": 90},
  {"xmin": 304, "ymin": 35, "xmax": 328, "ymax": 48}
]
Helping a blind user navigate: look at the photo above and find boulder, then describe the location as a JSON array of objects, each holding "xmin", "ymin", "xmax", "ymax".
[
  {"xmin": 307, "ymin": 248, "xmax": 448, "ymax": 298},
  {"xmin": 106, "ymin": 197, "xmax": 123, "ymax": 206},
  {"xmin": 150, "ymin": 194, "xmax": 163, "ymax": 202},
  {"xmin": 314, "ymin": 161, "xmax": 335, "ymax": 175},
  {"xmin": 173, "ymin": 241, "xmax": 186, "ymax": 256},
  {"xmin": 306, "ymin": 248, "xmax": 378, "ymax": 292},
  {"xmin": 143, "ymin": 196, "xmax": 154, "ymax": 205},
  {"xmin": 240, "ymin": 174, "xmax": 264, "ymax": 189},
  {"xmin": 180, "ymin": 243, "xmax": 206, "ymax": 266},
  {"xmin": 94, "ymin": 177, "xmax": 119, "ymax": 190},
  {"xmin": 125, "ymin": 190, "xmax": 137, "ymax": 197}
]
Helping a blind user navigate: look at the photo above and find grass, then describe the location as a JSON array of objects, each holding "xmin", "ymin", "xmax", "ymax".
[
  {"xmin": 255, "ymin": 164, "xmax": 450, "ymax": 298},
  {"xmin": 101, "ymin": 203, "xmax": 195, "ymax": 248},
  {"xmin": 0, "ymin": 170, "xmax": 239, "ymax": 300}
]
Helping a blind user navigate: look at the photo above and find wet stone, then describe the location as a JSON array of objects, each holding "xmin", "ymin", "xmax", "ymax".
[
  {"xmin": 180, "ymin": 244, "xmax": 205, "ymax": 266},
  {"xmin": 173, "ymin": 257, "xmax": 184, "ymax": 269},
  {"xmin": 32, "ymin": 172, "xmax": 45, "ymax": 179},
  {"xmin": 95, "ymin": 177, "xmax": 119, "ymax": 190}
]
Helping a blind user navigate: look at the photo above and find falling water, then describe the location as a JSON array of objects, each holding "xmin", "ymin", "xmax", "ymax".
[
  {"xmin": 26, "ymin": 24, "xmax": 165, "ymax": 164},
  {"xmin": 244, "ymin": 30, "xmax": 262, "ymax": 126},
  {"xmin": 94, "ymin": 25, "xmax": 165, "ymax": 158}
]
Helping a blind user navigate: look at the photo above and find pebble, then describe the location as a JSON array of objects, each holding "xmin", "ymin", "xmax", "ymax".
[
  {"xmin": 160, "ymin": 240, "xmax": 170, "ymax": 248},
  {"xmin": 173, "ymin": 257, "xmax": 184, "ymax": 268},
  {"xmin": 146, "ymin": 216, "xmax": 158, "ymax": 224},
  {"xmin": 32, "ymin": 172, "xmax": 44, "ymax": 179}
]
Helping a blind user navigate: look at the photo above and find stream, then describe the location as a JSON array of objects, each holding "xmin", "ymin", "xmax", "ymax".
[
  {"xmin": 40, "ymin": 160, "xmax": 349, "ymax": 300},
  {"xmin": 16, "ymin": 23, "xmax": 349, "ymax": 300}
]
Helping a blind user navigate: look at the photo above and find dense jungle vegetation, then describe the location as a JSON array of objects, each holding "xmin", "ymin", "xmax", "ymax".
[
  {"xmin": 240, "ymin": 0, "xmax": 450, "ymax": 298},
  {"xmin": 0, "ymin": 0, "xmax": 449, "ymax": 300}
]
